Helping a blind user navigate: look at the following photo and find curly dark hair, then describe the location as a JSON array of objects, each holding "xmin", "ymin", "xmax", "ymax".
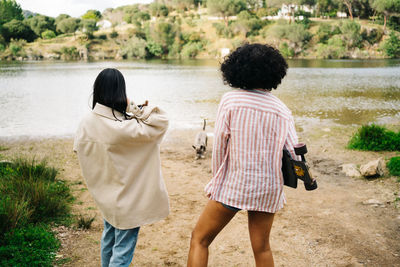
[{"xmin": 220, "ymin": 43, "xmax": 288, "ymax": 91}]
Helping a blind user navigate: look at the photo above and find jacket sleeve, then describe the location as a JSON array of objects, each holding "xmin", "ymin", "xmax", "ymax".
[
  {"xmin": 284, "ymin": 115, "xmax": 301, "ymax": 161},
  {"xmin": 212, "ymin": 99, "xmax": 230, "ymax": 176},
  {"xmin": 122, "ymin": 103, "xmax": 169, "ymax": 143}
]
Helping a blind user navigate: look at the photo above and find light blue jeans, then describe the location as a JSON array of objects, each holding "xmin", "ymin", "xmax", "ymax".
[{"xmin": 101, "ymin": 220, "xmax": 140, "ymax": 267}]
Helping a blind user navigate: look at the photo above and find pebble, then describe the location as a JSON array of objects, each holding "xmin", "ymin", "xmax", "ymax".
[{"xmin": 362, "ymin": 199, "xmax": 384, "ymax": 206}]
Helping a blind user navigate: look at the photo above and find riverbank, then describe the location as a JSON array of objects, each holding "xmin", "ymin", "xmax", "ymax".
[{"xmin": 1, "ymin": 126, "xmax": 399, "ymax": 266}]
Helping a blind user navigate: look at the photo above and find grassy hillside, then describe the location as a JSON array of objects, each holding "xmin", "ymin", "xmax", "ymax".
[{"xmin": 1, "ymin": 7, "xmax": 399, "ymax": 61}]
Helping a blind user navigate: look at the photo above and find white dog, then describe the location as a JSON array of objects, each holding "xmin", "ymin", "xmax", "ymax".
[{"xmin": 192, "ymin": 119, "xmax": 208, "ymax": 159}]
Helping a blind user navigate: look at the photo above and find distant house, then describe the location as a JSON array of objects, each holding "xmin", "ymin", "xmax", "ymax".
[
  {"xmin": 96, "ymin": 20, "xmax": 112, "ymax": 29},
  {"xmin": 337, "ymin": 11, "xmax": 347, "ymax": 18},
  {"xmin": 265, "ymin": 4, "xmax": 315, "ymax": 20}
]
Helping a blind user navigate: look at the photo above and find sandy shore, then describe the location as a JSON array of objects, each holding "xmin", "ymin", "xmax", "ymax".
[{"xmin": 1, "ymin": 126, "xmax": 399, "ymax": 267}]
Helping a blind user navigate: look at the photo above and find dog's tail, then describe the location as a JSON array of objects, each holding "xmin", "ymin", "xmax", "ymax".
[{"xmin": 203, "ymin": 119, "xmax": 206, "ymax": 131}]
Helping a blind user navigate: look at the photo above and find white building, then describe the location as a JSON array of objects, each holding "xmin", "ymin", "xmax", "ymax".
[
  {"xmin": 96, "ymin": 20, "xmax": 112, "ymax": 29},
  {"xmin": 265, "ymin": 4, "xmax": 315, "ymax": 20}
]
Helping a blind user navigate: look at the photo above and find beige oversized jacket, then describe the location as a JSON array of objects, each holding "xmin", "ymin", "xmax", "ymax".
[{"xmin": 73, "ymin": 103, "xmax": 169, "ymax": 229}]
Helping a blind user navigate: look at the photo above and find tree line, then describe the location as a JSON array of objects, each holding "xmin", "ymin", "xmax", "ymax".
[{"xmin": 0, "ymin": 0, "xmax": 399, "ymax": 59}]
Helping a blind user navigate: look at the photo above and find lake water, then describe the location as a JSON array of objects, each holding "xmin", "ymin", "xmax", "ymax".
[{"xmin": 0, "ymin": 59, "xmax": 399, "ymax": 140}]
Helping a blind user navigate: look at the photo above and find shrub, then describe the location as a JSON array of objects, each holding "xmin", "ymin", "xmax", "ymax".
[
  {"xmin": 361, "ymin": 28, "xmax": 383, "ymax": 45},
  {"xmin": 60, "ymin": 46, "xmax": 79, "ymax": 60},
  {"xmin": 109, "ymin": 30, "xmax": 118, "ymax": 38},
  {"xmin": 387, "ymin": 157, "xmax": 400, "ymax": 177},
  {"xmin": 77, "ymin": 214, "xmax": 96, "ymax": 230},
  {"xmin": 212, "ymin": 22, "xmax": 233, "ymax": 38},
  {"xmin": 0, "ymin": 196, "xmax": 31, "ymax": 236},
  {"xmin": 0, "ymin": 158, "xmax": 73, "ymax": 228},
  {"xmin": 97, "ymin": 34, "xmax": 107, "ymax": 40},
  {"xmin": 316, "ymin": 35, "xmax": 347, "ymax": 59},
  {"xmin": 339, "ymin": 20, "xmax": 362, "ymax": 48},
  {"xmin": 181, "ymin": 42, "xmax": 203, "ymax": 58},
  {"xmin": 316, "ymin": 23, "xmax": 341, "ymax": 44},
  {"xmin": 121, "ymin": 37, "xmax": 147, "ymax": 59},
  {"xmin": 382, "ymin": 32, "xmax": 400, "ymax": 58},
  {"xmin": 146, "ymin": 41, "xmax": 163, "ymax": 58},
  {"xmin": 348, "ymin": 124, "xmax": 400, "ymax": 151},
  {"xmin": 279, "ymin": 42, "xmax": 295, "ymax": 58},
  {"xmin": 41, "ymin": 30, "xmax": 56, "ymax": 39},
  {"xmin": 267, "ymin": 23, "xmax": 311, "ymax": 50},
  {"xmin": 0, "ymin": 225, "xmax": 59, "ymax": 266}
]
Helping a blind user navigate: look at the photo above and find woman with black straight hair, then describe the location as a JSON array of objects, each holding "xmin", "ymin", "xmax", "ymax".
[
  {"xmin": 74, "ymin": 68, "xmax": 170, "ymax": 267},
  {"xmin": 92, "ymin": 68, "xmax": 129, "ymax": 120}
]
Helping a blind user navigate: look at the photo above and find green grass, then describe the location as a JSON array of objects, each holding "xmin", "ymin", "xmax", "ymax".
[
  {"xmin": 348, "ymin": 124, "xmax": 400, "ymax": 151},
  {"xmin": 387, "ymin": 157, "xmax": 400, "ymax": 178},
  {"xmin": 76, "ymin": 214, "xmax": 96, "ymax": 230},
  {"xmin": 0, "ymin": 225, "xmax": 59, "ymax": 267},
  {"xmin": 0, "ymin": 157, "xmax": 74, "ymax": 266}
]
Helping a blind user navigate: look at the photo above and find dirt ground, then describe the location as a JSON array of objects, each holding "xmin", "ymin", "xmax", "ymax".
[{"xmin": 1, "ymin": 125, "xmax": 400, "ymax": 267}]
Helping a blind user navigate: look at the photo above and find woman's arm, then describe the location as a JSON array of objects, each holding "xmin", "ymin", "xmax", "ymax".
[
  {"xmin": 123, "ymin": 102, "xmax": 169, "ymax": 142},
  {"xmin": 284, "ymin": 115, "xmax": 300, "ymax": 161},
  {"xmin": 212, "ymin": 101, "xmax": 230, "ymax": 176}
]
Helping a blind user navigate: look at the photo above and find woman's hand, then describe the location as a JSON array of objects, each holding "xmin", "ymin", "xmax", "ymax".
[{"xmin": 138, "ymin": 100, "xmax": 149, "ymax": 109}]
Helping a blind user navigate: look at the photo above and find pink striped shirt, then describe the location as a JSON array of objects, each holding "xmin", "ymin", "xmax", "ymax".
[{"xmin": 204, "ymin": 89, "xmax": 299, "ymax": 213}]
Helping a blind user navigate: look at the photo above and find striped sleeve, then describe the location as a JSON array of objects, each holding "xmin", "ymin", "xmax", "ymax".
[
  {"xmin": 284, "ymin": 115, "xmax": 300, "ymax": 161},
  {"xmin": 212, "ymin": 98, "xmax": 230, "ymax": 176}
]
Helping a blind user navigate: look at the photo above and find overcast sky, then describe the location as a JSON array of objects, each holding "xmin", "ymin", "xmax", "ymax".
[{"xmin": 16, "ymin": 0, "xmax": 153, "ymax": 18}]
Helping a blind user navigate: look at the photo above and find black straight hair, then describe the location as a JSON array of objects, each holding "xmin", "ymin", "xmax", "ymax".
[{"xmin": 92, "ymin": 68, "xmax": 129, "ymax": 120}]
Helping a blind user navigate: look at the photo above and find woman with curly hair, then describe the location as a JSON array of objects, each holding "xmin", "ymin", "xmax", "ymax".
[{"xmin": 187, "ymin": 44, "xmax": 299, "ymax": 267}]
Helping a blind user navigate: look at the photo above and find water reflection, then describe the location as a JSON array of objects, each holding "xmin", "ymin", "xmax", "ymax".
[{"xmin": 0, "ymin": 59, "xmax": 399, "ymax": 138}]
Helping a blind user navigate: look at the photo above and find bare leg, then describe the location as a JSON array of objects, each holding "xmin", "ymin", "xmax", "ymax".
[
  {"xmin": 187, "ymin": 200, "xmax": 237, "ymax": 267},
  {"xmin": 248, "ymin": 211, "xmax": 275, "ymax": 267}
]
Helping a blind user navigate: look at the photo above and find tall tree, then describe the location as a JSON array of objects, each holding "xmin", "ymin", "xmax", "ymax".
[
  {"xmin": 372, "ymin": 0, "xmax": 400, "ymax": 31},
  {"xmin": 81, "ymin": 10, "xmax": 102, "ymax": 21},
  {"xmin": 2, "ymin": 19, "xmax": 36, "ymax": 41},
  {"xmin": 56, "ymin": 17, "xmax": 79, "ymax": 36},
  {"xmin": 26, "ymin": 15, "xmax": 56, "ymax": 37},
  {"xmin": 80, "ymin": 19, "xmax": 98, "ymax": 38},
  {"xmin": 55, "ymin": 14, "xmax": 71, "ymax": 25},
  {"xmin": 0, "ymin": 0, "xmax": 23, "ymax": 25},
  {"xmin": 342, "ymin": 0, "xmax": 354, "ymax": 19},
  {"xmin": 207, "ymin": 0, "xmax": 247, "ymax": 26}
]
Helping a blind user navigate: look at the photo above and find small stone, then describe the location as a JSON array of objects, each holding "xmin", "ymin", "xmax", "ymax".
[
  {"xmin": 360, "ymin": 158, "xmax": 384, "ymax": 177},
  {"xmin": 341, "ymin": 163, "xmax": 361, "ymax": 177},
  {"xmin": 362, "ymin": 199, "xmax": 383, "ymax": 205}
]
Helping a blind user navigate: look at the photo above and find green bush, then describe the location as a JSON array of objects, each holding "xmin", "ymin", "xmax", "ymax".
[
  {"xmin": 382, "ymin": 32, "xmax": 400, "ymax": 58},
  {"xmin": 181, "ymin": 42, "xmax": 203, "ymax": 58},
  {"xmin": 109, "ymin": 30, "xmax": 118, "ymax": 38},
  {"xmin": 41, "ymin": 30, "xmax": 56, "ymax": 39},
  {"xmin": 0, "ymin": 225, "xmax": 59, "ymax": 267},
  {"xmin": 9, "ymin": 40, "xmax": 23, "ymax": 56},
  {"xmin": 0, "ymin": 196, "xmax": 31, "ymax": 235},
  {"xmin": 387, "ymin": 157, "xmax": 400, "ymax": 177},
  {"xmin": 316, "ymin": 23, "xmax": 341, "ymax": 44},
  {"xmin": 77, "ymin": 214, "xmax": 96, "ymax": 230},
  {"xmin": 146, "ymin": 41, "xmax": 163, "ymax": 58},
  {"xmin": 60, "ymin": 46, "xmax": 79, "ymax": 60},
  {"xmin": 339, "ymin": 20, "xmax": 362, "ymax": 48},
  {"xmin": 121, "ymin": 37, "xmax": 147, "ymax": 59},
  {"xmin": 0, "ymin": 158, "xmax": 73, "ymax": 228},
  {"xmin": 316, "ymin": 35, "xmax": 347, "ymax": 59},
  {"xmin": 267, "ymin": 23, "xmax": 311, "ymax": 50},
  {"xmin": 212, "ymin": 22, "xmax": 233, "ymax": 38},
  {"xmin": 348, "ymin": 124, "xmax": 400, "ymax": 151},
  {"xmin": 279, "ymin": 42, "xmax": 294, "ymax": 58},
  {"xmin": 361, "ymin": 28, "xmax": 383, "ymax": 45}
]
